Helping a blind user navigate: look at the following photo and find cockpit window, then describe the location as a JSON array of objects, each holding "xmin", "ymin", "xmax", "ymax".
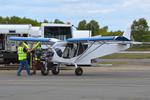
[{"xmin": 62, "ymin": 43, "xmax": 88, "ymax": 59}]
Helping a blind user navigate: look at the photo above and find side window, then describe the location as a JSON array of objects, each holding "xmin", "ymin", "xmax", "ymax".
[
  {"xmin": 77, "ymin": 43, "xmax": 88, "ymax": 56},
  {"xmin": 62, "ymin": 43, "xmax": 88, "ymax": 58}
]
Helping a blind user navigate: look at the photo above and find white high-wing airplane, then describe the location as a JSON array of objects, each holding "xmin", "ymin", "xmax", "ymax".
[{"xmin": 9, "ymin": 28, "xmax": 133, "ymax": 76}]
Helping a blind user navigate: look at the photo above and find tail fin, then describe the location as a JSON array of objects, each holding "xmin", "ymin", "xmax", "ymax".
[{"xmin": 123, "ymin": 27, "xmax": 131, "ymax": 40}]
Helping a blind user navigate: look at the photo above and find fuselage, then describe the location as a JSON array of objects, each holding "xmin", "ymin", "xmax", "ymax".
[{"xmin": 51, "ymin": 41, "xmax": 130, "ymax": 65}]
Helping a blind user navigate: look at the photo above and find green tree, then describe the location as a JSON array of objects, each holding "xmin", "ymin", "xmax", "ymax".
[
  {"xmin": 86, "ymin": 20, "xmax": 100, "ymax": 36},
  {"xmin": 0, "ymin": 16, "xmax": 40, "ymax": 26},
  {"xmin": 54, "ymin": 19, "xmax": 64, "ymax": 24},
  {"xmin": 99, "ymin": 26, "xmax": 108, "ymax": 35},
  {"xmin": 77, "ymin": 20, "xmax": 123, "ymax": 36},
  {"xmin": 9, "ymin": 16, "xmax": 20, "ymax": 24},
  {"xmin": 21, "ymin": 17, "xmax": 40, "ymax": 26},
  {"xmin": 108, "ymin": 30, "xmax": 123, "ymax": 36},
  {"xmin": 131, "ymin": 18, "xmax": 149, "ymax": 42},
  {"xmin": 43, "ymin": 19, "xmax": 49, "ymax": 23},
  {"xmin": 77, "ymin": 20, "xmax": 87, "ymax": 30},
  {"xmin": 99, "ymin": 27, "xmax": 123, "ymax": 36}
]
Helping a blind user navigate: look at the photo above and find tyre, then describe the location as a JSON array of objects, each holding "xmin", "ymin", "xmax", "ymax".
[
  {"xmin": 75, "ymin": 67, "xmax": 83, "ymax": 76},
  {"xmin": 51, "ymin": 65, "xmax": 60, "ymax": 75},
  {"xmin": 40, "ymin": 62, "xmax": 49, "ymax": 76}
]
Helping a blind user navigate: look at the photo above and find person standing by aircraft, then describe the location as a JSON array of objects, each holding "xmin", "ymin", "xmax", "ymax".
[
  {"xmin": 31, "ymin": 42, "xmax": 41, "ymax": 75},
  {"xmin": 17, "ymin": 42, "xmax": 31, "ymax": 76},
  {"xmin": 22, "ymin": 41, "xmax": 31, "ymax": 65}
]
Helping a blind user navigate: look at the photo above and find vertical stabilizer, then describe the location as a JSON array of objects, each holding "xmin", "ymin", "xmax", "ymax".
[{"xmin": 123, "ymin": 27, "xmax": 131, "ymax": 40}]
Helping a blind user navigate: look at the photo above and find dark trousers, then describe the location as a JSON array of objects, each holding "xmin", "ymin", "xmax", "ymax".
[{"xmin": 17, "ymin": 60, "xmax": 31, "ymax": 76}]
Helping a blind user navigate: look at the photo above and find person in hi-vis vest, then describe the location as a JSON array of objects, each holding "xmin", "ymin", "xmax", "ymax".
[{"xmin": 17, "ymin": 42, "xmax": 31, "ymax": 76}]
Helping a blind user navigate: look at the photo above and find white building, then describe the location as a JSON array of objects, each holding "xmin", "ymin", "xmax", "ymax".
[
  {"xmin": 0, "ymin": 24, "xmax": 31, "ymax": 34},
  {"xmin": 29, "ymin": 26, "xmax": 41, "ymax": 37},
  {"xmin": 72, "ymin": 30, "xmax": 91, "ymax": 38},
  {"xmin": 0, "ymin": 24, "xmax": 31, "ymax": 51}
]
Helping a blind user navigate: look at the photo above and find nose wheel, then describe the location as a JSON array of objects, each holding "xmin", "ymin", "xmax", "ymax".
[
  {"xmin": 51, "ymin": 65, "xmax": 60, "ymax": 75},
  {"xmin": 75, "ymin": 67, "xmax": 83, "ymax": 76}
]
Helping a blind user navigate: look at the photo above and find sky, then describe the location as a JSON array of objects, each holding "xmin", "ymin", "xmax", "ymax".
[{"xmin": 0, "ymin": 0, "xmax": 149, "ymax": 31}]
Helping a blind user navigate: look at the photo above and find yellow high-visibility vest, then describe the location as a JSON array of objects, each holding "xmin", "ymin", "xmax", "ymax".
[{"xmin": 18, "ymin": 46, "xmax": 27, "ymax": 61}]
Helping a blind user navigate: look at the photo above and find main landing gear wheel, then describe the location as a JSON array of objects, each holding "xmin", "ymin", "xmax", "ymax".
[
  {"xmin": 75, "ymin": 67, "xmax": 83, "ymax": 76},
  {"xmin": 51, "ymin": 66, "xmax": 60, "ymax": 75}
]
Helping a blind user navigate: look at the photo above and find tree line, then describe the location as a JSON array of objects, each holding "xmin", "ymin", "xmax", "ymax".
[
  {"xmin": 0, "ymin": 16, "xmax": 64, "ymax": 26},
  {"xmin": 0, "ymin": 16, "xmax": 40, "ymax": 26},
  {"xmin": 0, "ymin": 16, "xmax": 149, "ymax": 42},
  {"xmin": 77, "ymin": 18, "xmax": 150, "ymax": 42},
  {"xmin": 77, "ymin": 20, "xmax": 123, "ymax": 36}
]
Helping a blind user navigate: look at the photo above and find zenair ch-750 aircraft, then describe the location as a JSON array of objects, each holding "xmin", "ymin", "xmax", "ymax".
[{"xmin": 9, "ymin": 27, "xmax": 134, "ymax": 76}]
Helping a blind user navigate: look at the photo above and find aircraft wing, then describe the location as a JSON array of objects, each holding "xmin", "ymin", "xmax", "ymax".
[
  {"xmin": 9, "ymin": 36, "xmax": 60, "ymax": 43},
  {"xmin": 9, "ymin": 37, "xmax": 50, "ymax": 42},
  {"xmin": 67, "ymin": 36, "xmax": 130, "ymax": 42},
  {"xmin": 67, "ymin": 36, "xmax": 150, "ymax": 45}
]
